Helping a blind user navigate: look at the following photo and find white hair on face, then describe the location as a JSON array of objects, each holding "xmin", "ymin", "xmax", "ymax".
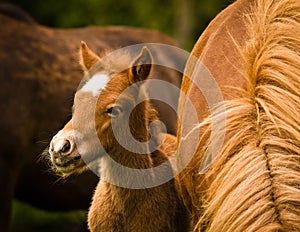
[{"xmin": 81, "ymin": 73, "xmax": 110, "ymax": 96}]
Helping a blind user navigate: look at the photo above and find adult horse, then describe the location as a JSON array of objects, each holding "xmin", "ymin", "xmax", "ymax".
[
  {"xmin": 177, "ymin": 0, "xmax": 300, "ymax": 231},
  {"xmin": 0, "ymin": 4, "xmax": 184, "ymax": 231}
]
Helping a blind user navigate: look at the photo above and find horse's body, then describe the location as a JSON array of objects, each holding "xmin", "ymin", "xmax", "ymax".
[
  {"xmin": 0, "ymin": 4, "xmax": 184, "ymax": 231},
  {"xmin": 178, "ymin": 0, "xmax": 300, "ymax": 230},
  {"xmin": 49, "ymin": 43, "xmax": 191, "ymax": 231}
]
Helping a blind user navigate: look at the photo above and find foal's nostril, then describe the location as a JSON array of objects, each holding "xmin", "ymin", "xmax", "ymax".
[{"xmin": 61, "ymin": 140, "xmax": 71, "ymax": 154}]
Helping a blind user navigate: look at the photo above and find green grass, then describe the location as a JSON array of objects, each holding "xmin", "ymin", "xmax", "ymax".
[{"xmin": 10, "ymin": 200, "xmax": 87, "ymax": 232}]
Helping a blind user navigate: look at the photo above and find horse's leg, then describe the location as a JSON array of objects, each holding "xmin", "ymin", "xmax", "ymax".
[{"xmin": 0, "ymin": 157, "xmax": 18, "ymax": 232}]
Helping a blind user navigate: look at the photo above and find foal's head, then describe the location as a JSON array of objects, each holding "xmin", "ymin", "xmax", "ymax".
[{"xmin": 49, "ymin": 42, "xmax": 160, "ymax": 175}]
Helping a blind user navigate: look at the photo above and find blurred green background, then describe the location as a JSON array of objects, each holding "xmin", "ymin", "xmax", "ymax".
[
  {"xmin": 3, "ymin": 0, "xmax": 233, "ymax": 231},
  {"xmin": 10, "ymin": 200, "xmax": 87, "ymax": 232},
  {"xmin": 4, "ymin": 0, "xmax": 233, "ymax": 50}
]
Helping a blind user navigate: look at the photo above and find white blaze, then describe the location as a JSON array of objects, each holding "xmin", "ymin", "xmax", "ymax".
[{"xmin": 81, "ymin": 73, "xmax": 110, "ymax": 96}]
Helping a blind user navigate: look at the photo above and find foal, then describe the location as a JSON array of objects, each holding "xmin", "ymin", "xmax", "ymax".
[{"xmin": 49, "ymin": 42, "xmax": 190, "ymax": 232}]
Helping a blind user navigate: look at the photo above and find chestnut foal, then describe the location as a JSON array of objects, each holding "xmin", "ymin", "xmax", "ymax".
[{"xmin": 49, "ymin": 42, "xmax": 190, "ymax": 232}]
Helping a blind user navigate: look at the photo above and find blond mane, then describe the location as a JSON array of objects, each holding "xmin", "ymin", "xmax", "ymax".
[{"xmin": 194, "ymin": 0, "xmax": 300, "ymax": 231}]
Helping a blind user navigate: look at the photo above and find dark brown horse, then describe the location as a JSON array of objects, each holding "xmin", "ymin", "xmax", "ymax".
[
  {"xmin": 177, "ymin": 0, "xmax": 300, "ymax": 231},
  {"xmin": 0, "ymin": 4, "xmax": 184, "ymax": 231}
]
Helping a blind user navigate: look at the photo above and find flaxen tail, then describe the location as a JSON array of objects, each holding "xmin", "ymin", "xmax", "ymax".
[{"xmin": 196, "ymin": 0, "xmax": 300, "ymax": 231}]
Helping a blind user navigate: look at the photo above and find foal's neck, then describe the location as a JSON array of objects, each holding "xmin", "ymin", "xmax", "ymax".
[
  {"xmin": 99, "ymin": 101, "xmax": 165, "ymax": 189},
  {"xmin": 111, "ymin": 100, "xmax": 159, "ymax": 165}
]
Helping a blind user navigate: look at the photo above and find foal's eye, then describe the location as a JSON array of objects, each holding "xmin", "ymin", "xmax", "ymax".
[{"xmin": 106, "ymin": 106, "xmax": 122, "ymax": 117}]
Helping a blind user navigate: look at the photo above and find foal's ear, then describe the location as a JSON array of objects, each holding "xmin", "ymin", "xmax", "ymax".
[
  {"xmin": 129, "ymin": 47, "xmax": 153, "ymax": 84},
  {"xmin": 80, "ymin": 41, "xmax": 100, "ymax": 71}
]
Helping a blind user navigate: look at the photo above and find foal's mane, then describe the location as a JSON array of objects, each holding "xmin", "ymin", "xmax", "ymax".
[{"xmin": 196, "ymin": 0, "xmax": 300, "ymax": 231}]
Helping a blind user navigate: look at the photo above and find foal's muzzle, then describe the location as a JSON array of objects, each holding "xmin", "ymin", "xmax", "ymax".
[{"xmin": 49, "ymin": 135, "xmax": 81, "ymax": 169}]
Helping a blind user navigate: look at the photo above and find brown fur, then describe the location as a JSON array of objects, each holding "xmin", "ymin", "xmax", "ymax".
[
  {"xmin": 83, "ymin": 47, "xmax": 191, "ymax": 232},
  {"xmin": 177, "ymin": 0, "xmax": 300, "ymax": 231},
  {"xmin": 49, "ymin": 44, "xmax": 191, "ymax": 231},
  {"xmin": 0, "ymin": 4, "xmax": 183, "ymax": 231}
]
